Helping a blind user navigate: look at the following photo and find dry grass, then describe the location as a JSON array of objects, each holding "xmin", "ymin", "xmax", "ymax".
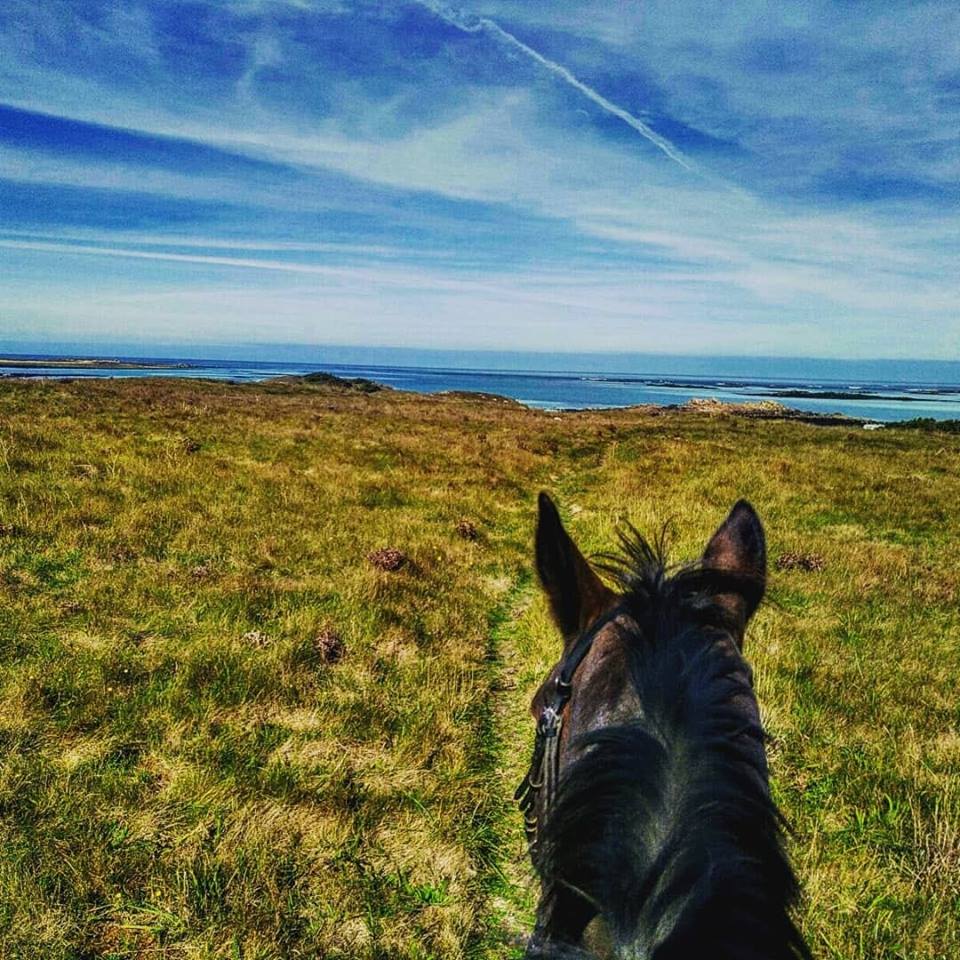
[{"xmin": 1, "ymin": 377, "xmax": 958, "ymax": 958}]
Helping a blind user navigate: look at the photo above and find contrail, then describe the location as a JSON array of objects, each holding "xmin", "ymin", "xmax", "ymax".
[{"xmin": 415, "ymin": 0, "xmax": 694, "ymax": 172}]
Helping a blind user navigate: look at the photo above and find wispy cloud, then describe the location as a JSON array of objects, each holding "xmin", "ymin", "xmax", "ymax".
[
  {"xmin": 413, "ymin": 0, "xmax": 695, "ymax": 171},
  {"xmin": 0, "ymin": 227, "xmax": 454, "ymax": 260}
]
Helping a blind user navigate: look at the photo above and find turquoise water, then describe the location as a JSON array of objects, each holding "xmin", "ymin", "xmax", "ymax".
[{"xmin": 3, "ymin": 347, "xmax": 960, "ymax": 423}]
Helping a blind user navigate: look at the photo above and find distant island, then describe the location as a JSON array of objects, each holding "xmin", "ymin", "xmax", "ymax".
[
  {"xmin": 762, "ymin": 388, "xmax": 954, "ymax": 402},
  {"xmin": 0, "ymin": 357, "xmax": 193, "ymax": 370},
  {"xmin": 267, "ymin": 371, "xmax": 385, "ymax": 392}
]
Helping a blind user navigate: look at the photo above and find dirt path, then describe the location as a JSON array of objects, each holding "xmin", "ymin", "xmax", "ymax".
[
  {"xmin": 464, "ymin": 567, "xmax": 540, "ymax": 958},
  {"xmin": 474, "ymin": 474, "xmax": 616, "ymax": 956}
]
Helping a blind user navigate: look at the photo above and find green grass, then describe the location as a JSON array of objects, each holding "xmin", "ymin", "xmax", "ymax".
[{"xmin": 1, "ymin": 378, "xmax": 958, "ymax": 959}]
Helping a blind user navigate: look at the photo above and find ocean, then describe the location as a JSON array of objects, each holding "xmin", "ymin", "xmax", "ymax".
[{"xmin": 2, "ymin": 347, "xmax": 960, "ymax": 423}]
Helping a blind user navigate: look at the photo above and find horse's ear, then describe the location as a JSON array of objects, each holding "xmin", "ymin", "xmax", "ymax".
[
  {"xmin": 701, "ymin": 500, "xmax": 766, "ymax": 628},
  {"xmin": 536, "ymin": 492, "xmax": 615, "ymax": 641}
]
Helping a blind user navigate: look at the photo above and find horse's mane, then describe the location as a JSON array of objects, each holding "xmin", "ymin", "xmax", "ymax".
[{"xmin": 533, "ymin": 529, "xmax": 810, "ymax": 960}]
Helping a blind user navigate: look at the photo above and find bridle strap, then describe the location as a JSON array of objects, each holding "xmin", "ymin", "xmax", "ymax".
[
  {"xmin": 558, "ymin": 604, "xmax": 622, "ymax": 688},
  {"xmin": 515, "ymin": 604, "xmax": 625, "ymax": 851}
]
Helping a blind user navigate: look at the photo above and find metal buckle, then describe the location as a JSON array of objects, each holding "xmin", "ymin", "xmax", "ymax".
[{"xmin": 538, "ymin": 705, "xmax": 561, "ymax": 737}]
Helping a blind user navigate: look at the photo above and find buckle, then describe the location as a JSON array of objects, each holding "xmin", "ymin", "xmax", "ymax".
[{"xmin": 538, "ymin": 705, "xmax": 562, "ymax": 737}]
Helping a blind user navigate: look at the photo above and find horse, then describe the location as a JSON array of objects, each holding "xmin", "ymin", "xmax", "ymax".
[{"xmin": 516, "ymin": 493, "xmax": 811, "ymax": 959}]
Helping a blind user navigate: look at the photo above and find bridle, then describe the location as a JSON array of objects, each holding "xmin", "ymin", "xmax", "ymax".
[{"xmin": 514, "ymin": 604, "xmax": 625, "ymax": 851}]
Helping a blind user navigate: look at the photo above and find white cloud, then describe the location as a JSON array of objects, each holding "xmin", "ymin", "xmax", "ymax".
[{"xmin": 414, "ymin": 0, "xmax": 696, "ymax": 171}]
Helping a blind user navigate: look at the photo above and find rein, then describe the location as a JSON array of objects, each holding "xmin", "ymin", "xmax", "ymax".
[{"xmin": 514, "ymin": 605, "xmax": 624, "ymax": 851}]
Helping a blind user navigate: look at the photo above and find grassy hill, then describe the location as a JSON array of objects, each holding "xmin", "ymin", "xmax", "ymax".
[{"xmin": 0, "ymin": 377, "xmax": 957, "ymax": 959}]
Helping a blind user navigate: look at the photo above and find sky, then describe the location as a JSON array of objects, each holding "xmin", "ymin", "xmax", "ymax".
[{"xmin": 1, "ymin": 0, "xmax": 958, "ymax": 359}]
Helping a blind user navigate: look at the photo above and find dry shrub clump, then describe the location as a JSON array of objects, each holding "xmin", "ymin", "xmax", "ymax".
[
  {"xmin": 456, "ymin": 519, "xmax": 479, "ymax": 541},
  {"xmin": 367, "ymin": 546, "xmax": 408, "ymax": 571},
  {"xmin": 315, "ymin": 628, "xmax": 345, "ymax": 664},
  {"xmin": 775, "ymin": 551, "xmax": 827, "ymax": 572}
]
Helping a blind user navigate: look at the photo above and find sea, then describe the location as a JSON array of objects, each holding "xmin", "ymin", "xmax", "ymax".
[{"xmin": 3, "ymin": 346, "xmax": 960, "ymax": 423}]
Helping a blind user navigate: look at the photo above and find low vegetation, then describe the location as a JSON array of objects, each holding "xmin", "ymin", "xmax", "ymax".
[{"xmin": 0, "ymin": 377, "xmax": 957, "ymax": 959}]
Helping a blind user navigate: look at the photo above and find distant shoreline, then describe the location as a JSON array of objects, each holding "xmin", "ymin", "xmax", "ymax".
[
  {"xmin": 0, "ymin": 357, "xmax": 193, "ymax": 370},
  {"xmin": 3, "ymin": 353, "xmax": 960, "ymax": 424}
]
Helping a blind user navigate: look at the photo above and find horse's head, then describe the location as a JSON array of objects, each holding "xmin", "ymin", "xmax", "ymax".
[
  {"xmin": 520, "ymin": 494, "xmax": 808, "ymax": 959},
  {"xmin": 528, "ymin": 491, "xmax": 766, "ymax": 771}
]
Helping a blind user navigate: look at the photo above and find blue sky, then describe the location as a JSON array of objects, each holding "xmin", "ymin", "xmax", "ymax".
[{"xmin": 1, "ymin": 0, "xmax": 958, "ymax": 358}]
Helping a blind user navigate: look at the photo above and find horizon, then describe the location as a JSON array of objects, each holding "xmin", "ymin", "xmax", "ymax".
[
  {"xmin": 5, "ymin": 341, "xmax": 960, "ymax": 382},
  {"xmin": 2, "ymin": 2, "xmax": 959, "ymax": 358}
]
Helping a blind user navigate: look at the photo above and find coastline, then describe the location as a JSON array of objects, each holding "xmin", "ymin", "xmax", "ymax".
[
  {"xmin": 0, "ymin": 357, "xmax": 192, "ymax": 370},
  {"xmin": 3, "ymin": 354, "xmax": 960, "ymax": 424}
]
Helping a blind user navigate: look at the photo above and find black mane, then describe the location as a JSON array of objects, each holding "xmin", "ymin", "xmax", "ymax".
[{"xmin": 533, "ymin": 530, "xmax": 810, "ymax": 959}]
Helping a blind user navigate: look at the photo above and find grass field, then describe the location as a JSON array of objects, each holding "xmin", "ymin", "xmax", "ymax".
[{"xmin": 1, "ymin": 377, "xmax": 958, "ymax": 959}]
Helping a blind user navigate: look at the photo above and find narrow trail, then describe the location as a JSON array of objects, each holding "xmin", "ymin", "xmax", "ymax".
[
  {"xmin": 467, "ymin": 447, "xmax": 629, "ymax": 956},
  {"xmin": 465, "ymin": 567, "xmax": 538, "ymax": 959},
  {"xmin": 469, "ymin": 459, "xmax": 624, "ymax": 956}
]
